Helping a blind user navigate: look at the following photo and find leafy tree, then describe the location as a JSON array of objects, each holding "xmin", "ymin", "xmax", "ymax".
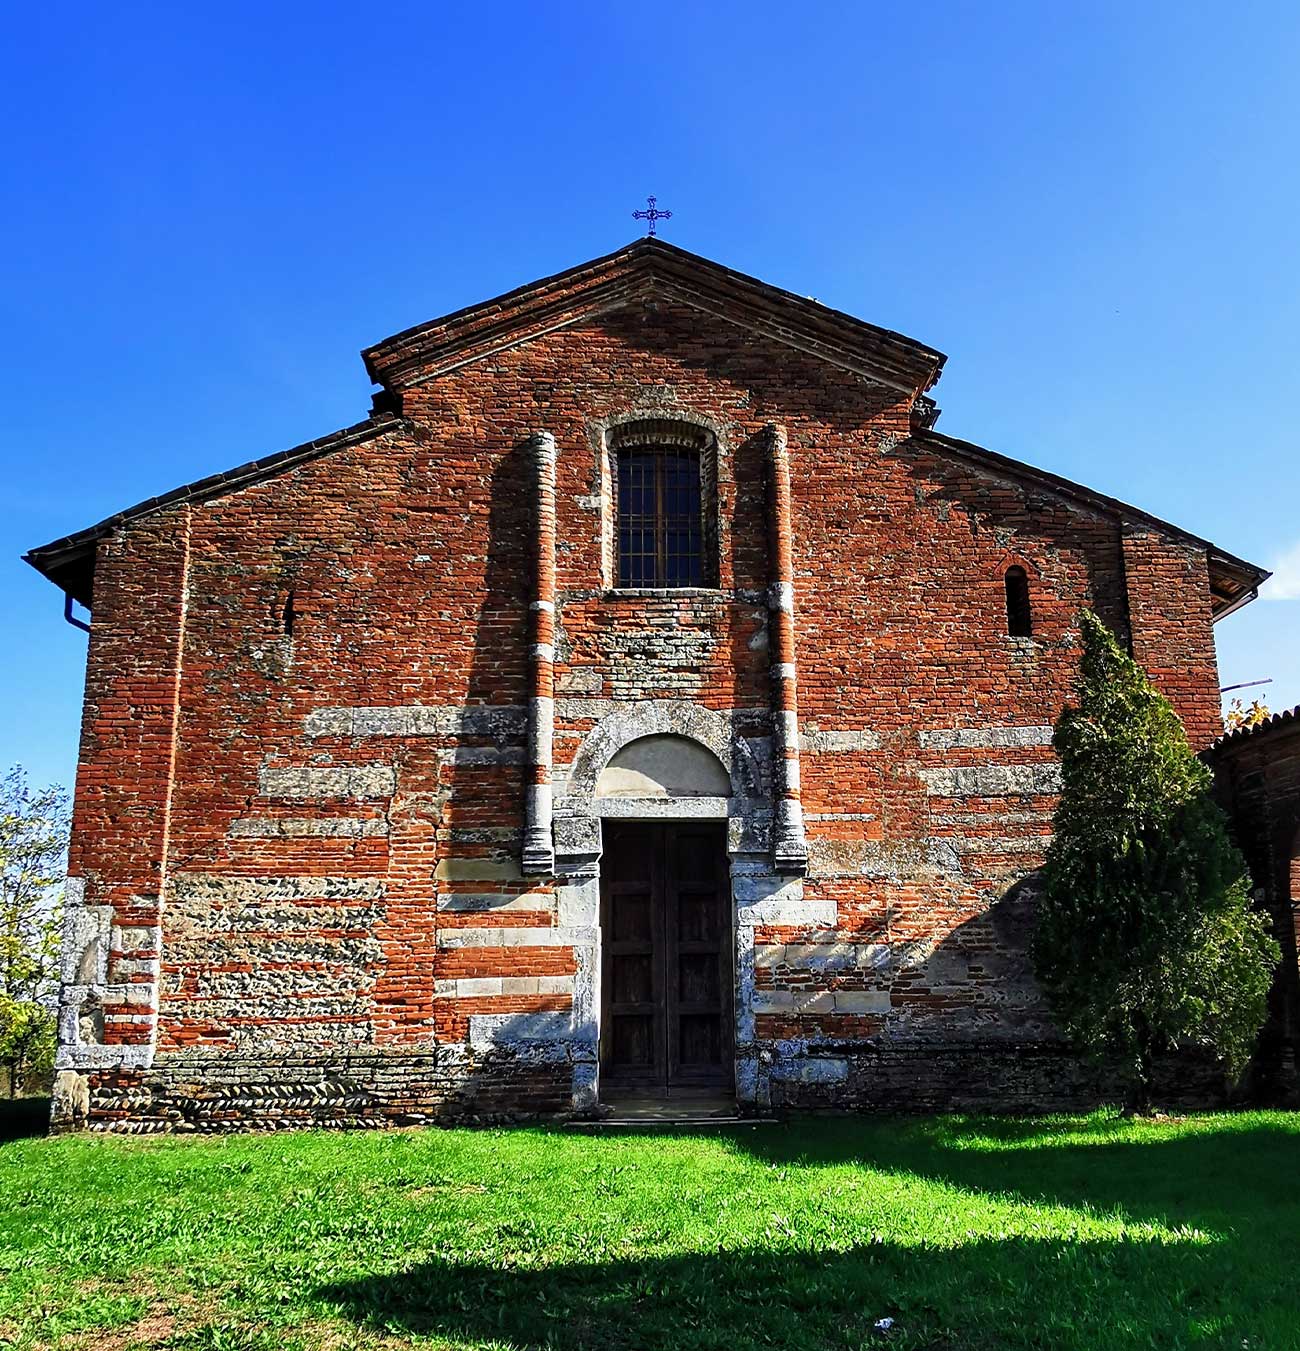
[
  {"xmin": 0, "ymin": 995, "xmax": 56, "ymax": 1094},
  {"xmin": 1034, "ymin": 611, "xmax": 1280, "ymax": 1112},
  {"xmin": 1224, "ymin": 696, "xmax": 1271, "ymax": 732},
  {"xmin": 0, "ymin": 767, "xmax": 69, "ymax": 1095}
]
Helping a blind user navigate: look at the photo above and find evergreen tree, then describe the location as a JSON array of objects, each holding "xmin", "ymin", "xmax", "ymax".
[{"xmin": 1034, "ymin": 611, "xmax": 1279, "ymax": 1112}]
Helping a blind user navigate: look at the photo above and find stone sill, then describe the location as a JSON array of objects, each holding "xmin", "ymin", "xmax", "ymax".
[{"xmin": 602, "ymin": 587, "xmax": 728, "ymax": 601}]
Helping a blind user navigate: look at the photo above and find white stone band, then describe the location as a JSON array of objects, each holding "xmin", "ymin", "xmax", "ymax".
[{"xmin": 527, "ymin": 696, "xmax": 554, "ymax": 763}]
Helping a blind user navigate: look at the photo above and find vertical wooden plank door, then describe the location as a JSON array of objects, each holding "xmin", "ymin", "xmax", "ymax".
[{"xmin": 599, "ymin": 821, "xmax": 732, "ymax": 1097}]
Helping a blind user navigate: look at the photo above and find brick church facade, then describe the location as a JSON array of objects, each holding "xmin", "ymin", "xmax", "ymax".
[{"xmin": 28, "ymin": 240, "xmax": 1267, "ymax": 1130}]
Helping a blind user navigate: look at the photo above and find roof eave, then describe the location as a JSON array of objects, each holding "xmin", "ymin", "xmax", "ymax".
[
  {"xmin": 22, "ymin": 544, "xmax": 96, "ymax": 608},
  {"xmin": 1207, "ymin": 704, "xmax": 1300, "ymax": 755},
  {"xmin": 23, "ymin": 416, "xmax": 404, "ymax": 605},
  {"xmin": 915, "ymin": 428, "xmax": 1269, "ymax": 620}
]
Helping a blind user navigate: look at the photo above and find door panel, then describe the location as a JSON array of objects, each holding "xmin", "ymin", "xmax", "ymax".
[
  {"xmin": 601, "ymin": 824, "xmax": 664, "ymax": 1088},
  {"xmin": 666, "ymin": 826, "xmax": 731, "ymax": 1087},
  {"xmin": 600, "ymin": 822, "xmax": 732, "ymax": 1096}
]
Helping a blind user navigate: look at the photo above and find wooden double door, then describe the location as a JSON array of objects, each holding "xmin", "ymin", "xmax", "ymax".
[{"xmin": 599, "ymin": 822, "xmax": 734, "ymax": 1097}]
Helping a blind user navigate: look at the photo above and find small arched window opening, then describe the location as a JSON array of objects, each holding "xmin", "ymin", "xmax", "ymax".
[
  {"xmin": 1004, "ymin": 566, "xmax": 1032, "ymax": 638},
  {"xmin": 281, "ymin": 589, "xmax": 298, "ymax": 639}
]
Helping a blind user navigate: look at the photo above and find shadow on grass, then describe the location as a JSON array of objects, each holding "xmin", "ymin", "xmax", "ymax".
[
  {"xmin": 0, "ymin": 1096, "xmax": 49, "ymax": 1143},
  {"xmin": 316, "ymin": 1116, "xmax": 1300, "ymax": 1350},
  {"xmin": 727, "ymin": 1115, "xmax": 1300, "ymax": 1238},
  {"xmin": 315, "ymin": 1234, "xmax": 1257, "ymax": 1351}
]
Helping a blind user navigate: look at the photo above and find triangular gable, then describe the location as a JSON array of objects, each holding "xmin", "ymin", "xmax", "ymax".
[{"xmin": 361, "ymin": 238, "xmax": 947, "ymax": 398}]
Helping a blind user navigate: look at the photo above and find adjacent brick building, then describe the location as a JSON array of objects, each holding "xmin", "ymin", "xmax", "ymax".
[
  {"xmin": 1208, "ymin": 708, "xmax": 1300, "ymax": 1100},
  {"xmin": 27, "ymin": 240, "xmax": 1268, "ymax": 1130}
]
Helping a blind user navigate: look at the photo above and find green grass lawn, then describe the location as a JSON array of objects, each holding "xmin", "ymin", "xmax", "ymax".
[{"xmin": 1, "ymin": 1110, "xmax": 1297, "ymax": 1351}]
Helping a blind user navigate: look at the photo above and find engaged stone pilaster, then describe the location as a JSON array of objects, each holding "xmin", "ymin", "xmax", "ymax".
[
  {"xmin": 53, "ymin": 875, "xmax": 162, "ymax": 1083},
  {"xmin": 522, "ymin": 431, "xmax": 557, "ymax": 875},
  {"xmin": 766, "ymin": 423, "xmax": 808, "ymax": 875}
]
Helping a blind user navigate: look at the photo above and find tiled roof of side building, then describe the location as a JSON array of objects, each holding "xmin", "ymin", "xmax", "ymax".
[{"xmin": 1207, "ymin": 705, "xmax": 1300, "ymax": 754}]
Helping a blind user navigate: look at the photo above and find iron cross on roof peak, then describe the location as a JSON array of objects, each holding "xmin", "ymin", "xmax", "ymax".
[{"xmin": 633, "ymin": 195, "xmax": 672, "ymax": 237}]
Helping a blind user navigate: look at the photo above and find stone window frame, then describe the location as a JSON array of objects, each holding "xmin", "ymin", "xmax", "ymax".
[{"xmin": 592, "ymin": 410, "xmax": 725, "ymax": 595}]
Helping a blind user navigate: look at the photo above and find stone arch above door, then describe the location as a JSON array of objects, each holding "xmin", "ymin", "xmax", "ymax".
[{"xmin": 553, "ymin": 700, "xmax": 771, "ymax": 872}]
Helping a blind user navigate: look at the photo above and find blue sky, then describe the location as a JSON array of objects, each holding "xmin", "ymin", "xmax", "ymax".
[{"xmin": 2, "ymin": 2, "xmax": 1298, "ymax": 793}]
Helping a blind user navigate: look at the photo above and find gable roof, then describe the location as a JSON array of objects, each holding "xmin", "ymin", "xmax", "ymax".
[
  {"xmin": 23, "ymin": 239, "xmax": 1269, "ymax": 618},
  {"xmin": 362, "ymin": 237, "xmax": 947, "ymax": 396}
]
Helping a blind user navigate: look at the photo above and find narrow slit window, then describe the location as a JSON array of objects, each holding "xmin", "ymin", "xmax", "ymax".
[
  {"xmin": 615, "ymin": 447, "xmax": 704, "ymax": 588},
  {"xmin": 1005, "ymin": 566, "xmax": 1032, "ymax": 637}
]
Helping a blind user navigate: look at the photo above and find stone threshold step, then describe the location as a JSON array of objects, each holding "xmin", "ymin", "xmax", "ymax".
[
  {"xmin": 568, "ymin": 1114, "xmax": 777, "ymax": 1130},
  {"xmin": 587, "ymin": 1118, "xmax": 775, "ymax": 1129}
]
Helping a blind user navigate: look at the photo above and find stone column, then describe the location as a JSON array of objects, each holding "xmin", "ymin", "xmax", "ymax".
[
  {"xmin": 522, "ymin": 432, "xmax": 557, "ymax": 875},
  {"xmin": 766, "ymin": 423, "xmax": 808, "ymax": 875}
]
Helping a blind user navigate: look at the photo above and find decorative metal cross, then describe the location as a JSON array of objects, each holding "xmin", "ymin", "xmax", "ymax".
[{"xmin": 633, "ymin": 195, "xmax": 672, "ymax": 237}]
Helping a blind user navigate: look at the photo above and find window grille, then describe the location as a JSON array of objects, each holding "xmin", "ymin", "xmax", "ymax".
[{"xmin": 615, "ymin": 447, "xmax": 705, "ymax": 588}]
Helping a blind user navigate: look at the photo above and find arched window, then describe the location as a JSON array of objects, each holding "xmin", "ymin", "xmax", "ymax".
[
  {"xmin": 1004, "ymin": 566, "xmax": 1032, "ymax": 637},
  {"xmin": 609, "ymin": 419, "xmax": 715, "ymax": 589}
]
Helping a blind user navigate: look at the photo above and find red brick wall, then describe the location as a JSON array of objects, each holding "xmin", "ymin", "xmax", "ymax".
[
  {"xmin": 1122, "ymin": 528, "xmax": 1221, "ymax": 749},
  {"xmin": 54, "ymin": 296, "xmax": 1229, "ymax": 1125},
  {"xmin": 70, "ymin": 513, "xmax": 189, "ymax": 898},
  {"xmin": 1211, "ymin": 717, "xmax": 1300, "ymax": 1094},
  {"xmin": 68, "ymin": 510, "xmax": 190, "ymax": 1049}
]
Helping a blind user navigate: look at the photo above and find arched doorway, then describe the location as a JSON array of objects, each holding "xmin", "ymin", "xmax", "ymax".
[
  {"xmin": 550, "ymin": 700, "xmax": 804, "ymax": 1111},
  {"xmin": 592, "ymin": 735, "xmax": 735, "ymax": 1100}
]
